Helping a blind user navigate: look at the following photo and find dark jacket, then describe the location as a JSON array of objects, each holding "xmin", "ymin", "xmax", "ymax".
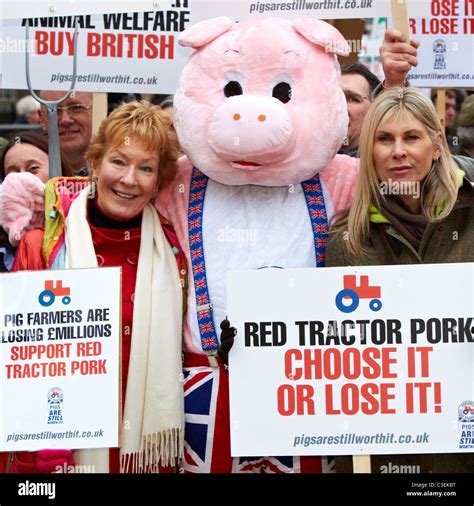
[
  {"xmin": 326, "ymin": 159, "xmax": 474, "ymax": 473},
  {"xmin": 327, "ymin": 160, "xmax": 474, "ymax": 267}
]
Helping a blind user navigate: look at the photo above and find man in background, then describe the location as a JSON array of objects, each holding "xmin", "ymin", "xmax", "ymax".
[
  {"xmin": 338, "ymin": 63, "xmax": 381, "ymax": 157},
  {"xmin": 38, "ymin": 91, "xmax": 93, "ymax": 176},
  {"xmin": 431, "ymin": 89, "xmax": 457, "ymax": 152},
  {"xmin": 456, "ymin": 94, "xmax": 474, "ymax": 158}
]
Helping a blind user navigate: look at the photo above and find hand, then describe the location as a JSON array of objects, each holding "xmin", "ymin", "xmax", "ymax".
[
  {"xmin": 35, "ymin": 449, "xmax": 75, "ymax": 473},
  {"xmin": 218, "ymin": 318, "xmax": 237, "ymax": 365},
  {"xmin": 380, "ymin": 28, "xmax": 420, "ymax": 88}
]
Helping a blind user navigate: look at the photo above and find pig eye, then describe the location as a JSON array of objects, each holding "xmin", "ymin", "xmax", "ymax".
[
  {"xmin": 224, "ymin": 81, "xmax": 243, "ymax": 97},
  {"xmin": 272, "ymin": 82, "xmax": 292, "ymax": 103}
]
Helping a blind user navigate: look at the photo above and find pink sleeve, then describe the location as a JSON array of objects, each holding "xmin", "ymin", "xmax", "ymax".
[
  {"xmin": 320, "ymin": 154, "xmax": 360, "ymax": 212},
  {"xmin": 156, "ymin": 156, "xmax": 192, "ymax": 261}
]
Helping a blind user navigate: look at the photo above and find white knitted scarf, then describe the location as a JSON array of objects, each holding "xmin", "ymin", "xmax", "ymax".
[{"xmin": 65, "ymin": 187, "xmax": 183, "ymax": 473}]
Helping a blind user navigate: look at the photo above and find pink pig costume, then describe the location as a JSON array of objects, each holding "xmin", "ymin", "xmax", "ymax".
[{"xmin": 158, "ymin": 17, "xmax": 359, "ymax": 473}]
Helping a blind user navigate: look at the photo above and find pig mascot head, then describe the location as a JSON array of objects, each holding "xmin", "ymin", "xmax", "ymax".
[{"xmin": 174, "ymin": 16, "xmax": 350, "ymax": 186}]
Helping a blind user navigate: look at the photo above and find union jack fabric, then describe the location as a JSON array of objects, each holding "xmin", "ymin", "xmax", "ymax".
[
  {"xmin": 182, "ymin": 356, "xmax": 231, "ymax": 473},
  {"xmin": 182, "ymin": 354, "xmax": 335, "ymax": 474},
  {"xmin": 233, "ymin": 455, "xmax": 335, "ymax": 473},
  {"xmin": 188, "ymin": 168, "xmax": 219, "ymax": 352},
  {"xmin": 302, "ymin": 174, "xmax": 328, "ymax": 268}
]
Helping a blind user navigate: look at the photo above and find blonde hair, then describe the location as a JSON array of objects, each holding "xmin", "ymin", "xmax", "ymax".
[
  {"xmin": 86, "ymin": 100, "xmax": 179, "ymax": 187},
  {"xmin": 340, "ymin": 87, "xmax": 459, "ymax": 256}
]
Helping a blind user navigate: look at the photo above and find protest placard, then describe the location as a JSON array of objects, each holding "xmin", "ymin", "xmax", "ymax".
[
  {"xmin": 0, "ymin": 267, "xmax": 121, "ymax": 452},
  {"xmin": 404, "ymin": 0, "xmax": 474, "ymax": 87},
  {"xmin": 227, "ymin": 264, "xmax": 474, "ymax": 457},
  {"xmin": 0, "ymin": 0, "xmax": 433, "ymax": 93}
]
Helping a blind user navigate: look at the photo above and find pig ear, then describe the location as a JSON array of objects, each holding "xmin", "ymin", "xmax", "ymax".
[
  {"xmin": 179, "ymin": 17, "xmax": 235, "ymax": 48},
  {"xmin": 292, "ymin": 18, "xmax": 350, "ymax": 57}
]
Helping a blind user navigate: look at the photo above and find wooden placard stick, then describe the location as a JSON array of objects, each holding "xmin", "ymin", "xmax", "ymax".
[
  {"xmin": 390, "ymin": 0, "xmax": 411, "ymax": 86},
  {"xmin": 436, "ymin": 89, "xmax": 446, "ymax": 129},
  {"xmin": 390, "ymin": 0, "xmax": 411, "ymax": 40},
  {"xmin": 92, "ymin": 92, "xmax": 108, "ymax": 134},
  {"xmin": 351, "ymin": 0, "xmax": 413, "ymax": 477},
  {"xmin": 353, "ymin": 454, "xmax": 372, "ymax": 473}
]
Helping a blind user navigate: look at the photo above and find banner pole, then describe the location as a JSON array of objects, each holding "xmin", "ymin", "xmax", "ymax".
[
  {"xmin": 92, "ymin": 93, "xmax": 108, "ymax": 134},
  {"xmin": 351, "ymin": 0, "xmax": 414, "ymax": 475},
  {"xmin": 390, "ymin": 0, "xmax": 411, "ymax": 39},
  {"xmin": 436, "ymin": 89, "xmax": 446, "ymax": 129},
  {"xmin": 353, "ymin": 455, "xmax": 372, "ymax": 473}
]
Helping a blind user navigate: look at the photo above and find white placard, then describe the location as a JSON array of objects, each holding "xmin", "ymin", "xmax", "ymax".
[
  {"xmin": 227, "ymin": 264, "xmax": 474, "ymax": 457},
  {"xmin": 0, "ymin": 10, "xmax": 193, "ymax": 94},
  {"xmin": 403, "ymin": 0, "xmax": 474, "ymax": 87},
  {"xmin": 0, "ymin": 267, "xmax": 121, "ymax": 452},
  {"xmin": 0, "ymin": 0, "xmax": 434, "ymax": 93}
]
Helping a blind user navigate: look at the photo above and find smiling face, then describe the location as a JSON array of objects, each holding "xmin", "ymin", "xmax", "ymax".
[
  {"xmin": 3, "ymin": 143, "xmax": 49, "ymax": 183},
  {"xmin": 373, "ymin": 111, "xmax": 442, "ymax": 211},
  {"xmin": 175, "ymin": 17, "xmax": 348, "ymax": 186},
  {"xmin": 93, "ymin": 141, "xmax": 159, "ymax": 221}
]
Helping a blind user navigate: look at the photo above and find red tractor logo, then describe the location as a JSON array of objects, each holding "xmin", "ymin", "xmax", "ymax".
[
  {"xmin": 38, "ymin": 280, "xmax": 71, "ymax": 307},
  {"xmin": 335, "ymin": 275, "xmax": 382, "ymax": 313}
]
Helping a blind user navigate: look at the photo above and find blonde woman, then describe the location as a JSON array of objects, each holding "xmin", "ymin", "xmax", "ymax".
[
  {"xmin": 326, "ymin": 87, "xmax": 474, "ymax": 473},
  {"xmin": 327, "ymin": 87, "xmax": 473, "ymax": 266}
]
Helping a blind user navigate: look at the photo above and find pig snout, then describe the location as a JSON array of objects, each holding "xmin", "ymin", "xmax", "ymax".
[{"xmin": 208, "ymin": 95, "xmax": 294, "ymax": 169}]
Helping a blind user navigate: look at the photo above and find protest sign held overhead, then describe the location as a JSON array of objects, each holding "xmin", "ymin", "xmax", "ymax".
[
  {"xmin": 0, "ymin": 0, "xmax": 434, "ymax": 93},
  {"xmin": 0, "ymin": 268, "xmax": 121, "ymax": 452},
  {"xmin": 404, "ymin": 0, "xmax": 474, "ymax": 86},
  {"xmin": 227, "ymin": 264, "xmax": 474, "ymax": 457}
]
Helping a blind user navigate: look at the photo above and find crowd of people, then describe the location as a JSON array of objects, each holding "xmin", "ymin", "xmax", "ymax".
[{"xmin": 0, "ymin": 22, "xmax": 473, "ymax": 477}]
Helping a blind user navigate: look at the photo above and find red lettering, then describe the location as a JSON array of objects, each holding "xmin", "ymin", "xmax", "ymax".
[
  {"xmin": 418, "ymin": 347, "xmax": 433, "ymax": 377},
  {"xmin": 159, "ymin": 34, "xmax": 174, "ymax": 59},
  {"xmin": 87, "ymin": 32, "xmax": 101, "ymax": 57},
  {"xmin": 284, "ymin": 348, "xmax": 302, "ymax": 380},
  {"xmin": 296, "ymin": 385, "xmax": 315, "ymax": 415},
  {"xmin": 325, "ymin": 384, "xmax": 340, "ymax": 414},
  {"xmin": 381, "ymin": 348, "xmax": 397, "ymax": 378},
  {"xmin": 35, "ymin": 31, "xmax": 49, "ymax": 55},
  {"xmin": 342, "ymin": 348, "xmax": 361, "ymax": 379},
  {"xmin": 379, "ymin": 383, "xmax": 396, "ymax": 414},
  {"xmin": 431, "ymin": 0, "xmax": 459, "ymax": 15},
  {"xmin": 361, "ymin": 347, "xmax": 382, "ymax": 379},
  {"xmin": 326, "ymin": 382, "xmax": 396, "ymax": 415},
  {"xmin": 277, "ymin": 384, "xmax": 295, "ymax": 416},
  {"xmin": 406, "ymin": 382, "xmax": 414, "ymax": 413},
  {"xmin": 145, "ymin": 34, "xmax": 159, "ymax": 59},
  {"xmin": 341, "ymin": 384, "xmax": 359, "ymax": 415},
  {"xmin": 324, "ymin": 349, "xmax": 341, "ymax": 380},
  {"xmin": 84, "ymin": 32, "xmax": 167, "ymax": 59},
  {"xmin": 303, "ymin": 348, "xmax": 322, "ymax": 380},
  {"xmin": 421, "ymin": 17, "xmax": 458, "ymax": 34},
  {"xmin": 102, "ymin": 33, "xmax": 117, "ymax": 57}
]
